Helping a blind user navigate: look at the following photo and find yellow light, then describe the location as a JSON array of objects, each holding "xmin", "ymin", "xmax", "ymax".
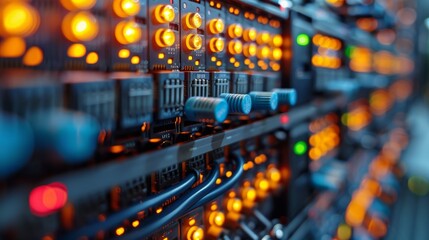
[
  {"xmin": 187, "ymin": 226, "xmax": 204, "ymax": 240},
  {"xmin": 271, "ymin": 62, "xmax": 280, "ymax": 71},
  {"xmin": 267, "ymin": 167, "xmax": 281, "ymax": 182},
  {"xmin": 185, "ymin": 13, "xmax": 202, "ymax": 29},
  {"xmin": 271, "ymin": 48, "xmax": 282, "ymax": 61},
  {"xmin": 242, "ymin": 187, "xmax": 257, "ymax": 201},
  {"xmin": 209, "ymin": 211, "xmax": 225, "ymax": 227},
  {"xmin": 188, "ymin": 55, "xmax": 194, "ymax": 61},
  {"xmin": 227, "ymin": 198, "xmax": 242, "ymax": 212},
  {"xmin": 208, "ymin": 18, "xmax": 224, "ymax": 34},
  {"xmin": 155, "ymin": 28, "xmax": 175, "ymax": 47},
  {"xmin": 249, "ymin": 63, "xmax": 255, "ymax": 69},
  {"xmin": 0, "ymin": 1, "xmax": 40, "ymax": 37},
  {"xmin": 67, "ymin": 43, "xmax": 86, "ymax": 58},
  {"xmin": 115, "ymin": 21, "xmax": 142, "ymax": 45},
  {"xmin": 243, "ymin": 28, "xmax": 257, "ymax": 42},
  {"xmin": 86, "ymin": 52, "xmax": 98, "ymax": 64},
  {"xmin": 257, "ymin": 32, "xmax": 270, "ymax": 44},
  {"xmin": 255, "ymin": 178, "xmax": 269, "ymax": 191},
  {"xmin": 228, "ymin": 24, "xmax": 243, "ymax": 38},
  {"xmin": 167, "ymin": 58, "xmax": 173, "ymax": 64},
  {"xmin": 132, "ymin": 220, "xmax": 140, "ymax": 227},
  {"xmin": 189, "ymin": 218, "xmax": 196, "ymax": 226},
  {"xmin": 216, "ymin": 60, "xmax": 222, "ymax": 66},
  {"xmin": 257, "ymin": 46, "xmax": 270, "ymax": 59},
  {"xmin": 211, "ymin": 56, "xmax": 216, "ymax": 62},
  {"xmin": 209, "ymin": 38, "xmax": 225, "ymax": 53},
  {"xmin": 61, "ymin": 0, "xmax": 96, "ymax": 10},
  {"xmin": 113, "ymin": 0, "xmax": 140, "ymax": 18},
  {"xmin": 0, "ymin": 37, "xmax": 26, "ymax": 57},
  {"xmin": 216, "ymin": 3, "xmax": 222, "ymax": 8},
  {"xmin": 62, "ymin": 11, "xmax": 99, "ymax": 42},
  {"xmin": 131, "ymin": 56, "xmax": 140, "ymax": 64},
  {"xmin": 116, "ymin": 49, "xmax": 129, "ymax": 58},
  {"xmin": 185, "ymin": 34, "xmax": 203, "ymax": 51},
  {"xmin": 116, "ymin": 227, "xmax": 125, "ymax": 236},
  {"xmin": 154, "ymin": 4, "xmax": 175, "ymax": 24},
  {"xmin": 234, "ymin": 62, "xmax": 240, "ymax": 67},
  {"xmin": 226, "ymin": 171, "xmax": 232, "ymax": 178},
  {"xmin": 195, "ymin": 60, "xmax": 200, "ymax": 66},
  {"xmin": 156, "ymin": 207, "xmax": 163, "ymax": 214},
  {"xmin": 23, "ymin": 46, "xmax": 43, "ymax": 66},
  {"xmin": 272, "ymin": 34, "xmax": 283, "ymax": 47},
  {"xmin": 228, "ymin": 40, "xmax": 242, "ymax": 55},
  {"xmin": 243, "ymin": 43, "xmax": 257, "ymax": 57}
]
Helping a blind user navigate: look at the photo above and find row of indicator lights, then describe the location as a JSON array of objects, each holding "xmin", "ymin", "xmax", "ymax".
[
  {"xmin": 313, "ymin": 34, "xmax": 342, "ymax": 51},
  {"xmin": 341, "ymin": 106, "xmax": 372, "ymax": 131},
  {"xmin": 311, "ymin": 55, "xmax": 342, "ymax": 69},
  {"xmin": 308, "ymin": 124, "xmax": 340, "ymax": 161}
]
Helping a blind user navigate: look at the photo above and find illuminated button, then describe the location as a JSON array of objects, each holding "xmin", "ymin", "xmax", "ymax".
[
  {"xmin": 184, "ymin": 97, "xmax": 229, "ymax": 123},
  {"xmin": 60, "ymin": 0, "xmax": 96, "ymax": 10},
  {"xmin": 185, "ymin": 13, "xmax": 202, "ymax": 29},
  {"xmin": 23, "ymin": 46, "xmax": 43, "ymax": 66},
  {"xmin": 67, "ymin": 43, "xmax": 86, "ymax": 58},
  {"xmin": 272, "ymin": 34, "xmax": 283, "ymax": 47},
  {"xmin": 155, "ymin": 28, "xmax": 175, "ymax": 47},
  {"xmin": 249, "ymin": 91, "xmax": 278, "ymax": 111},
  {"xmin": 257, "ymin": 32, "xmax": 270, "ymax": 44},
  {"xmin": 185, "ymin": 34, "xmax": 203, "ymax": 51},
  {"xmin": 187, "ymin": 226, "xmax": 204, "ymax": 240},
  {"xmin": 273, "ymin": 88, "xmax": 297, "ymax": 106},
  {"xmin": 0, "ymin": 37, "xmax": 26, "ymax": 57},
  {"xmin": 271, "ymin": 48, "xmax": 282, "ymax": 60},
  {"xmin": 0, "ymin": 1, "xmax": 40, "ymax": 37},
  {"xmin": 115, "ymin": 21, "xmax": 141, "ymax": 44},
  {"xmin": 228, "ymin": 40, "xmax": 242, "ymax": 55},
  {"xmin": 243, "ymin": 28, "xmax": 257, "ymax": 42},
  {"xmin": 266, "ymin": 167, "xmax": 281, "ymax": 183},
  {"xmin": 62, "ymin": 11, "xmax": 99, "ymax": 42},
  {"xmin": 209, "ymin": 38, "xmax": 224, "ymax": 52},
  {"xmin": 257, "ymin": 46, "xmax": 271, "ymax": 59},
  {"xmin": 113, "ymin": 0, "xmax": 141, "ymax": 17},
  {"xmin": 228, "ymin": 24, "xmax": 243, "ymax": 38},
  {"xmin": 255, "ymin": 177, "xmax": 270, "ymax": 191},
  {"xmin": 208, "ymin": 18, "xmax": 224, "ymax": 34},
  {"xmin": 219, "ymin": 93, "xmax": 252, "ymax": 114},
  {"xmin": 154, "ymin": 4, "xmax": 175, "ymax": 24},
  {"xmin": 242, "ymin": 186, "xmax": 257, "ymax": 202},
  {"xmin": 209, "ymin": 211, "xmax": 225, "ymax": 227},
  {"xmin": 226, "ymin": 198, "xmax": 242, "ymax": 212},
  {"xmin": 243, "ymin": 43, "xmax": 257, "ymax": 57}
]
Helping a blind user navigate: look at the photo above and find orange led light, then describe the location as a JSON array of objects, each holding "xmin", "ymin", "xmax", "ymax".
[
  {"xmin": 86, "ymin": 52, "xmax": 98, "ymax": 64},
  {"xmin": 255, "ymin": 178, "xmax": 270, "ymax": 191},
  {"xmin": 271, "ymin": 48, "xmax": 282, "ymax": 61},
  {"xmin": 209, "ymin": 38, "xmax": 225, "ymax": 53},
  {"xmin": 272, "ymin": 34, "xmax": 283, "ymax": 47},
  {"xmin": 131, "ymin": 56, "xmax": 140, "ymax": 64},
  {"xmin": 0, "ymin": 37, "xmax": 26, "ymax": 57},
  {"xmin": 118, "ymin": 49, "xmax": 130, "ymax": 58},
  {"xmin": 243, "ymin": 43, "xmax": 257, "ymax": 57},
  {"xmin": 0, "ymin": 1, "xmax": 40, "ymax": 38},
  {"xmin": 62, "ymin": 11, "xmax": 99, "ymax": 42},
  {"xmin": 187, "ymin": 226, "xmax": 204, "ymax": 240},
  {"xmin": 116, "ymin": 227, "xmax": 125, "ymax": 236},
  {"xmin": 115, "ymin": 21, "xmax": 142, "ymax": 45},
  {"xmin": 228, "ymin": 24, "xmax": 243, "ymax": 38},
  {"xmin": 154, "ymin": 4, "xmax": 175, "ymax": 24},
  {"xmin": 132, "ymin": 220, "xmax": 140, "ymax": 227},
  {"xmin": 185, "ymin": 34, "xmax": 203, "ymax": 51},
  {"xmin": 228, "ymin": 40, "xmax": 242, "ymax": 55},
  {"xmin": 67, "ymin": 43, "xmax": 86, "ymax": 58},
  {"xmin": 243, "ymin": 28, "xmax": 257, "ymax": 42},
  {"xmin": 257, "ymin": 32, "xmax": 270, "ymax": 44},
  {"xmin": 242, "ymin": 186, "xmax": 257, "ymax": 201},
  {"xmin": 208, "ymin": 18, "xmax": 224, "ymax": 34},
  {"xmin": 209, "ymin": 211, "xmax": 225, "ymax": 227},
  {"xmin": 267, "ymin": 167, "xmax": 281, "ymax": 183},
  {"xmin": 113, "ymin": 0, "xmax": 141, "ymax": 18},
  {"xmin": 61, "ymin": 0, "xmax": 96, "ymax": 10},
  {"xmin": 188, "ymin": 218, "xmax": 196, "ymax": 226},
  {"xmin": 185, "ymin": 13, "xmax": 202, "ymax": 29},
  {"xmin": 23, "ymin": 46, "xmax": 43, "ymax": 66},
  {"xmin": 257, "ymin": 46, "xmax": 270, "ymax": 59},
  {"xmin": 155, "ymin": 28, "xmax": 175, "ymax": 47},
  {"xmin": 226, "ymin": 198, "xmax": 242, "ymax": 212}
]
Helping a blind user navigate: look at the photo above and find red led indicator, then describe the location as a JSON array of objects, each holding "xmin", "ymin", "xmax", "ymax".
[
  {"xmin": 280, "ymin": 114, "xmax": 289, "ymax": 124},
  {"xmin": 29, "ymin": 182, "xmax": 68, "ymax": 217}
]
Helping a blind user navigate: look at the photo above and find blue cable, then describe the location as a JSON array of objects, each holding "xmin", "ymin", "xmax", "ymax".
[
  {"xmin": 192, "ymin": 154, "xmax": 244, "ymax": 208},
  {"xmin": 61, "ymin": 172, "xmax": 198, "ymax": 240},
  {"xmin": 120, "ymin": 164, "xmax": 220, "ymax": 240}
]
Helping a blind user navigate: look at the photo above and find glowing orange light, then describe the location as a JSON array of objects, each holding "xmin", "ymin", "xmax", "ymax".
[
  {"xmin": 86, "ymin": 52, "xmax": 98, "ymax": 64},
  {"xmin": 228, "ymin": 24, "xmax": 243, "ymax": 38},
  {"xmin": 113, "ymin": 0, "xmax": 140, "ymax": 18},
  {"xmin": 227, "ymin": 198, "xmax": 242, "ymax": 212},
  {"xmin": 228, "ymin": 40, "xmax": 242, "ymax": 55},
  {"xmin": 118, "ymin": 49, "xmax": 130, "ymax": 58},
  {"xmin": 208, "ymin": 18, "xmax": 224, "ymax": 34},
  {"xmin": 0, "ymin": 1, "xmax": 40, "ymax": 37},
  {"xmin": 185, "ymin": 34, "xmax": 203, "ymax": 51},
  {"xmin": 188, "ymin": 218, "xmax": 196, "ymax": 226},
  {"xmin": 155, "ymin": 28, "xmax": 175, "ymax": 48},
  {"xmin": 187, "ymin": 226, "xmax": 204, "ymax": 240},
  {"xmin": 62, "ymin": 11, "xmax": 99, "ymax": 42},
  {"xmin": 154, "ymin": 4, "xmax": 175, "ymax": 24},
  {"xmin": 132, "ymin": 220, "xmax": 140, "ymax": 227},
  {"xmin": 0, "ymin": 37, "xmax": 26, "ymax": 57},
  {"xmin": 243, "ymin": 28, "xmax": 257, "ymax": 42},
  {"xmin": 23, "ymin": 46, "xmax": 43, "ymax": 66},
  {"xmin": 116, "ymin": 227, "xmax": 125, "ymax": 236},
  {"xmin": 115, "ymin": 21, "xmax": 142, "ymax": 45},
  {"xmin": 209, "ymin": 211, "xmax": 225, "ymax": 227},
  {"xmin": 242, "ymin": 186, "xmax": 257, "ymax": 201},
  {"xmin": 67, "ymin": 43, "xmax": 86, "ymax": 58},
  {"xmin": 185, "ymin": 13, "xmax": 202, "ymax": 29},
  {"xmin": 29, "ymin": 183, "xmax": 68, "ymax": 216},
  {"xmin": 209, "ymin": 38, "xmax": 225, "ymax": 53},
  {"xmin": 255, "ymin": 178, "xmax": 270, "ymax": 191}
]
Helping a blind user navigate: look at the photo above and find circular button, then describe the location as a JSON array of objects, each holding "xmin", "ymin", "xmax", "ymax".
[
  {"xmin": 208, "ymin": 18, "xmax": 224, "ymax": 34},
  {"xmin": 209, "ymin": 37, "xmax": 225, "ymax": 52},
  {"xmin": 228, "ymin": 24, "xmax": 243, "ymax": 38},
  {"xmin": 272, "ymin": 34, "xmax": 283, "ymax": 47},
  {"xmin": 185, "ymin": 12, "xmax": 202, "ymax": 29},
  {"xmin": 185, "ymin": 34, "xmax": 203, "ymax": 51},
  {"xmin": 113, "ymin": 0, "xmax": 140, "ymax": 17},
  {"xmin": 62, "ymin": 11, "xmax": 99, "ymax": 42},
  {"xmin": 257, "ymin": 31, "xmax": 271, "ymax": 44},
  {"xmin": 271, "ymin": 47, "xmax": 282, "ymax": 60},
  {"xmin": 115, "ymin": 20, "xmax": 142, "ymax": 44},
  {"xmin": 155, "ymin": 28, "xmax": 175, "ymax": 47},
  {"xmin": 243, "ymin": 28, "xmax": 257, "ymax": 42},
  {"xmin": 243, "ymin": 43, "xmax": 257, "ymax": 57},
  {"xmin": 228, "ymin": 40, "xmax": 242, "ymax": 55},
  {"xmin": 257, "ymin": 46, "xmax": 271, "ymax": 59},
  {"xmin": 154, "ymin": 4, "xmax": 175, "ymax": 23}
]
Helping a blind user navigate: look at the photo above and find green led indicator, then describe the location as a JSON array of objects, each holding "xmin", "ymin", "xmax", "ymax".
[
  {"xmin": 345, "ymin": 45, "xmax": 356, "ymax": 58},
  {"xmin": 293, "ymin": 141, "xmax": 308, "ymax": 155},
  {"xmin": 296, "ymin": 34, "xmax": 310, "ymax": 46}
]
